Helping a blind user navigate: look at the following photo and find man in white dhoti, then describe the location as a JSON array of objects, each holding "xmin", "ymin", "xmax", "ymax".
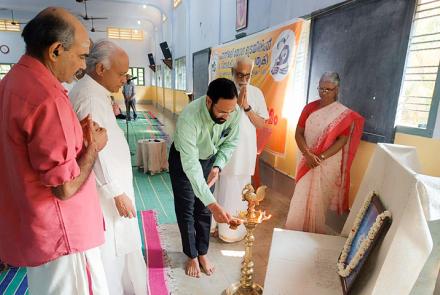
[
  {"xmin": 70, "ymin": 40, "xmax": 148, "ymax": 295},
  {"xmin": 213, "ymin": 57, "xmax": 269, "ymax": 242}
]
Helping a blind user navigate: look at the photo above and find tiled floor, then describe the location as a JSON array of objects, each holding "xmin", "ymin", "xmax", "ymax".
[
  {"xmin": 135, "ymin": 103, "xmax": 295, "ymax": 294},
  {"xmin": 120, "ymin": 103, "xmax": 440, "ymax": 294},
  {"xmin": 3, "ymin": 103, "xmax": 435, "ymax": 295},
  {"xmin": 82, "ymin": 104, "xmax": 440, "ymax": 294},
  {"xmin": 159, "ymin": 183, "xmax": 292, "ymax": 295}
]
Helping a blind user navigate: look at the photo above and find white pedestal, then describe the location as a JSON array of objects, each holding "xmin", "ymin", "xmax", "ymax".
[{"xmin": 263, "ymin": 229, "xmax": 345, "ymax": 295}]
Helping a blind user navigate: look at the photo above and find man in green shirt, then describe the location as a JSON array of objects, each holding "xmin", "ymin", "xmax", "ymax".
[{"xmin": 169, "ymin": 78, "xmax": 241, "ymax": 278}]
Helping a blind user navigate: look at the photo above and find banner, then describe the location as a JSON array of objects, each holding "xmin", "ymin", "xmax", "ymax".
[{"xmin": 209, "ymin": 19, "xmax": 310, "ymax": 155}]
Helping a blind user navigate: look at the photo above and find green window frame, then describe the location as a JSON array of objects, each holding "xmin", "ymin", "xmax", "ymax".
[
  {"xmin": 174, "ymin": 56, "xmax": 186, "ymax": 90},
  {"xmin": 127, "ymin": 67, "xmax": 145, "ymax": 86},
  {"xmin": 0, "ymin": 63, "xmax": 14, "ymax": 80},
  {"xmin": 395, "ymin": 0, "xmax": 440, "ymax": 137}
]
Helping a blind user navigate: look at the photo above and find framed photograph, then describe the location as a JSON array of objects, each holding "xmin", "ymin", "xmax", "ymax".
[
  {"xmin": 337, "ymin": 193, "xmax": 392, "ymax": 295},
  {"xmin": 236, "ymin": 0, "xmax": 248, "ymax": 31}
]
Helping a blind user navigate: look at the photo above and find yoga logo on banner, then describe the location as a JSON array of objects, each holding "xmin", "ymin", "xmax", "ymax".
[{"xmin": 209, "ymin": 20, "xmax": 309, "ymax": 155}]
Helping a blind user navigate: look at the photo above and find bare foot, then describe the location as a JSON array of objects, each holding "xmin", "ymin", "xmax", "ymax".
[
  {"xmin": 185, "ymin": 258, "xmax": 201, "ymax": 278},
  {"xmin": 211, "ymin": 228, "xmax": 219, "ymax": 238},
  {"xmin": 198, "ymin": 255, "xmax": 215, "ymax": 276}
]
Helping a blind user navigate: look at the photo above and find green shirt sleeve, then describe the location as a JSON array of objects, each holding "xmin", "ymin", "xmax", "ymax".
[
  {"xmin": 176, "ymin": 118, "xmax": 217, "ymax": 206},
  {"xmin": 213, "ymin": 111, "xmax": 241, "ymax": 169}
]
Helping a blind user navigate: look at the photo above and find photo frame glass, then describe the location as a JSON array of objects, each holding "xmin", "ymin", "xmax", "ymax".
[
  {"xmin": 339, "ymin": 194, "xmax": 392, "ymax": 295},
  {"xmin": 236, "ymin": 0, "xmax": 248, "ymax": 31}
]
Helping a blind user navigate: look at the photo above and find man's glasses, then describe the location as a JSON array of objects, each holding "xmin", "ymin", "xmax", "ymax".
[
  {"xmin": 234, "ymin": 72, "xmax": 251, "ymax": 80},
  {"xmin": 317, "ymin": 86, "xmax": 337, "ymax": 94},
  {"xmin": 213, "ymin": 104, "xmax": 236, "ymax": 116}
]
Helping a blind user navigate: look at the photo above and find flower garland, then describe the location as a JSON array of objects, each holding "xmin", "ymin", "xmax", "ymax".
[{"xmin": 337, "ymin": 192, "xmax": 392, "ymax": 277}]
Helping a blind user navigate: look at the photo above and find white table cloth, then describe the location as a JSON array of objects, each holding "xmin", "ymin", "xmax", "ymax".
[
  {"xmin": 136, "ymin": 139, "xmax": 168, "ymax": 174},
  {"xmin": 263, "ymin": 143, "xmax": 440, "ymax": 295}
]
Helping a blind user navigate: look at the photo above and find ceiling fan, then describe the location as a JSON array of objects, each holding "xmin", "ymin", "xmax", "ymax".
[
  {"xmin": 78, "ymin": 0, "xmax": 108, "ymax": 21},
  {"xmin": 11, "ymin": 10, "xmax": 27, "ymax": 25},
  {"xmin": 0, "ymin": 8, "xmax": 27, "ymax": 25},
  {"xmin": 90, "ymin": 18, "xmax": 106, "ymax": 33}
]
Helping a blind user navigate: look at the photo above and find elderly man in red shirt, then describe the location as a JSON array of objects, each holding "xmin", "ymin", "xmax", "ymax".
[{"xmin": 0, "ymin": 7, "xmax": 109, "ymax": 295}]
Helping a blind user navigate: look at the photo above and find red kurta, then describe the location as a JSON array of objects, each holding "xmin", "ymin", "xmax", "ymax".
[{"xmin": 0, "ymin": 55, "xmax": 104, "ymax": 267}]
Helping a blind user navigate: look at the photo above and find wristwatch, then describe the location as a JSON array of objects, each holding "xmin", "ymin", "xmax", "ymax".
[
  {"xmin": 244, "ymin": 105, "xmax": 252, "ymax": 112},
  {"xmin": 320, "ymin": 154, "xmax": 325, "ymax": 160},
  {"xmin": 214, "ymin": 166, "xmax": 222, "ymax": 172}
]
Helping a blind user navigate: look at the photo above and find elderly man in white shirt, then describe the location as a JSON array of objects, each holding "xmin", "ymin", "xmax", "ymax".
[
  {"xmin": 70, "ymin": 40, "xmax": 148, "ymax": 295},
  {"xmin": 213, "ymin": 56, "xmax": 269, "ymax": 242}
]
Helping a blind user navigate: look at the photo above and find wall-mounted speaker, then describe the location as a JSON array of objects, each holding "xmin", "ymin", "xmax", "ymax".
[
  {"xmin": 148, "ymin": 53, "xmax": 155, "ymax": 66},
  {"xmin": 159, "ymin": 41, "xmax": 172, "ymax": 59}
]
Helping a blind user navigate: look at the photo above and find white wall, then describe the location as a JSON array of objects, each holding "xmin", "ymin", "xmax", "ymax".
[
  {"xmin": 112, "ymin": 38, "xmax": 151, "ymax": 85},
  {"xmin": 164, "ymin": 0, "xmax": 347, "ymax": 92},
  {"xmin": 220, "ymin": 0, "xmax": 237, "ymax": 44},
  {"xmin": 0, "ymin": 28, "xmax": 152, "ymax": 85},
  {"xmin": 173, "ymin": 3, "xmax": 186, "ymax": 59},
  {"xmin": 220, "ymin": 0, "xmax": 272, "ymax": 43},
  {"xmin": 189, "ymin": 0, "xmax": 221, "ymax": 54},
  {"xmin": 170, "ymin": 0, "xmax": 347, "ymax": 56},
  {"xmin": 0, "ymin": 9, "xmax": 31, "ymax": 63},
  {"xmin": 0, "ymin": 32, "xmax": 25, "ymax": 63},
  {"xmin": 269, "ymin": 0, "xmax": 347, "ymax": 26}
]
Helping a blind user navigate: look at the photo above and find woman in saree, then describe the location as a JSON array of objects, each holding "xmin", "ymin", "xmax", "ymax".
[{"xmin": 285, "ymin": 72, "xmax": 364, "ymax": 234}]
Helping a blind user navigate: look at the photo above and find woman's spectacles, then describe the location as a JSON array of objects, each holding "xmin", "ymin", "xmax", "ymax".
[{"xmin": 317, "ymin": 87, "xmax": 337, "ymax": 94}]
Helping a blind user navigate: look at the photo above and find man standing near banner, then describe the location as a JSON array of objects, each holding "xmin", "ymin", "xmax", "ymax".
[
  {"xmin": 169, "ymin": 78, "xmax": 241, "ymax": 278},
  {"xmin": 213, "ymin": 57, "xmax": 269, "ymax": 242}
]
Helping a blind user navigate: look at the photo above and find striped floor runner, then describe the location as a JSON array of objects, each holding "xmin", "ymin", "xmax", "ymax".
[
  {"xmin": 117, "ymin": 112, "xmax": 169, "ymax": 163},
  {"xmin": 141, "ymin": 211, "xmax": 169, "ymax": 295},
  {"xmin": 0, "ymin": 110, "xmax": 176, "ymax": 294},
  {"xmin": 0, "ymin": 267, "xmax": 28, "ymax": 295},
  {"xmin": 143, "ymin": 111, "xmax": 164, "ymax": 126}
]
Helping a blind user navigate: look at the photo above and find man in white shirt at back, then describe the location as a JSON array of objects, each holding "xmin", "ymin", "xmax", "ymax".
[
  {"xmin": 70, "ymin": 40, "xmax": 148, "ymax": 295},
  {"xmin": 213, "ymin": 56, "xmax": 269, "ymax": 242}
]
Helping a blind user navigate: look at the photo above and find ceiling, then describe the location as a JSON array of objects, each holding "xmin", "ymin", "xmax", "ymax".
[{"xmin": 0, "ymin": 0, "xmax": 172, "ymax": 35}]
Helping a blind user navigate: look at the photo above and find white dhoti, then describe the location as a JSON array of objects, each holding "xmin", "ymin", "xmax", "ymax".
[
  {"xmin": 99, "ymin": 196, "xmax": 148, "ymax": 295},
  {"xmin": 100, "ymin": 237, "xmax": 147, "ymax": 295},
  {"xmin": 214, "ymin": 175, "xmax": 250, "ymax": 242},
  {"xmin": 27, "ymin": 247, "xmax": 109, "ymax": 295},
  {"xmin": 70, "ymin": 75, "xmax": 148, "ymax": 295}
]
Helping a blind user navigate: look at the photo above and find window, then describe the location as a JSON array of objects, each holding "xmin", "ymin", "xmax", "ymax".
[
  {"xmin": 0, "ymin": 20, "xmax": 20, "ymax": 32},
  {"xmin": 395, "ymin": 0, "xmax": 440, "ymax": 136},
  {"xmin": 0, "ymin": 64, "xmax": 13, "ymax": 80},
  {"xmin": 175, "ymin": 57, "xmax": 186, "ymax": 90},
  {"xmin": 128, "ymin": 67, "xmax": 145, "ymax": 86},
  {"xmin": 164, "ymin": 66, "xmax": 172, "ymax": 88},
  {"xmin": 107, "ymin": 27, "xmax": 144, "ymax": 41},
  {"xmin": 156, "ymin": 65, "xmax": 163, "ymax": 88},
  {"xmin": 151, "ymin": 70, "xmax": 157, "ymax": 86}
]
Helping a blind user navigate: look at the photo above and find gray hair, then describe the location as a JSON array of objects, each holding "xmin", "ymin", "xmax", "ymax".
[
  {"xmin": 233, "ymin": 56, "xmax": 254, "ymax": 70},
  {"xmin": 320, "ymin": 71, "xmax": 340, "ymax": 86},
  {"xmin": 86, "ymin": 40, "xmax": 120, "ymax": 73}
]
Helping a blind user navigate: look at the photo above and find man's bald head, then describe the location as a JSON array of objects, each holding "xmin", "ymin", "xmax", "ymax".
[
  {"xmin": 22, "ymin": 7, "xmax": 88, "ymax": 59},
  {"xmin": 22, "ymin": 7, "xmax": 91, "ymax": 83}
]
